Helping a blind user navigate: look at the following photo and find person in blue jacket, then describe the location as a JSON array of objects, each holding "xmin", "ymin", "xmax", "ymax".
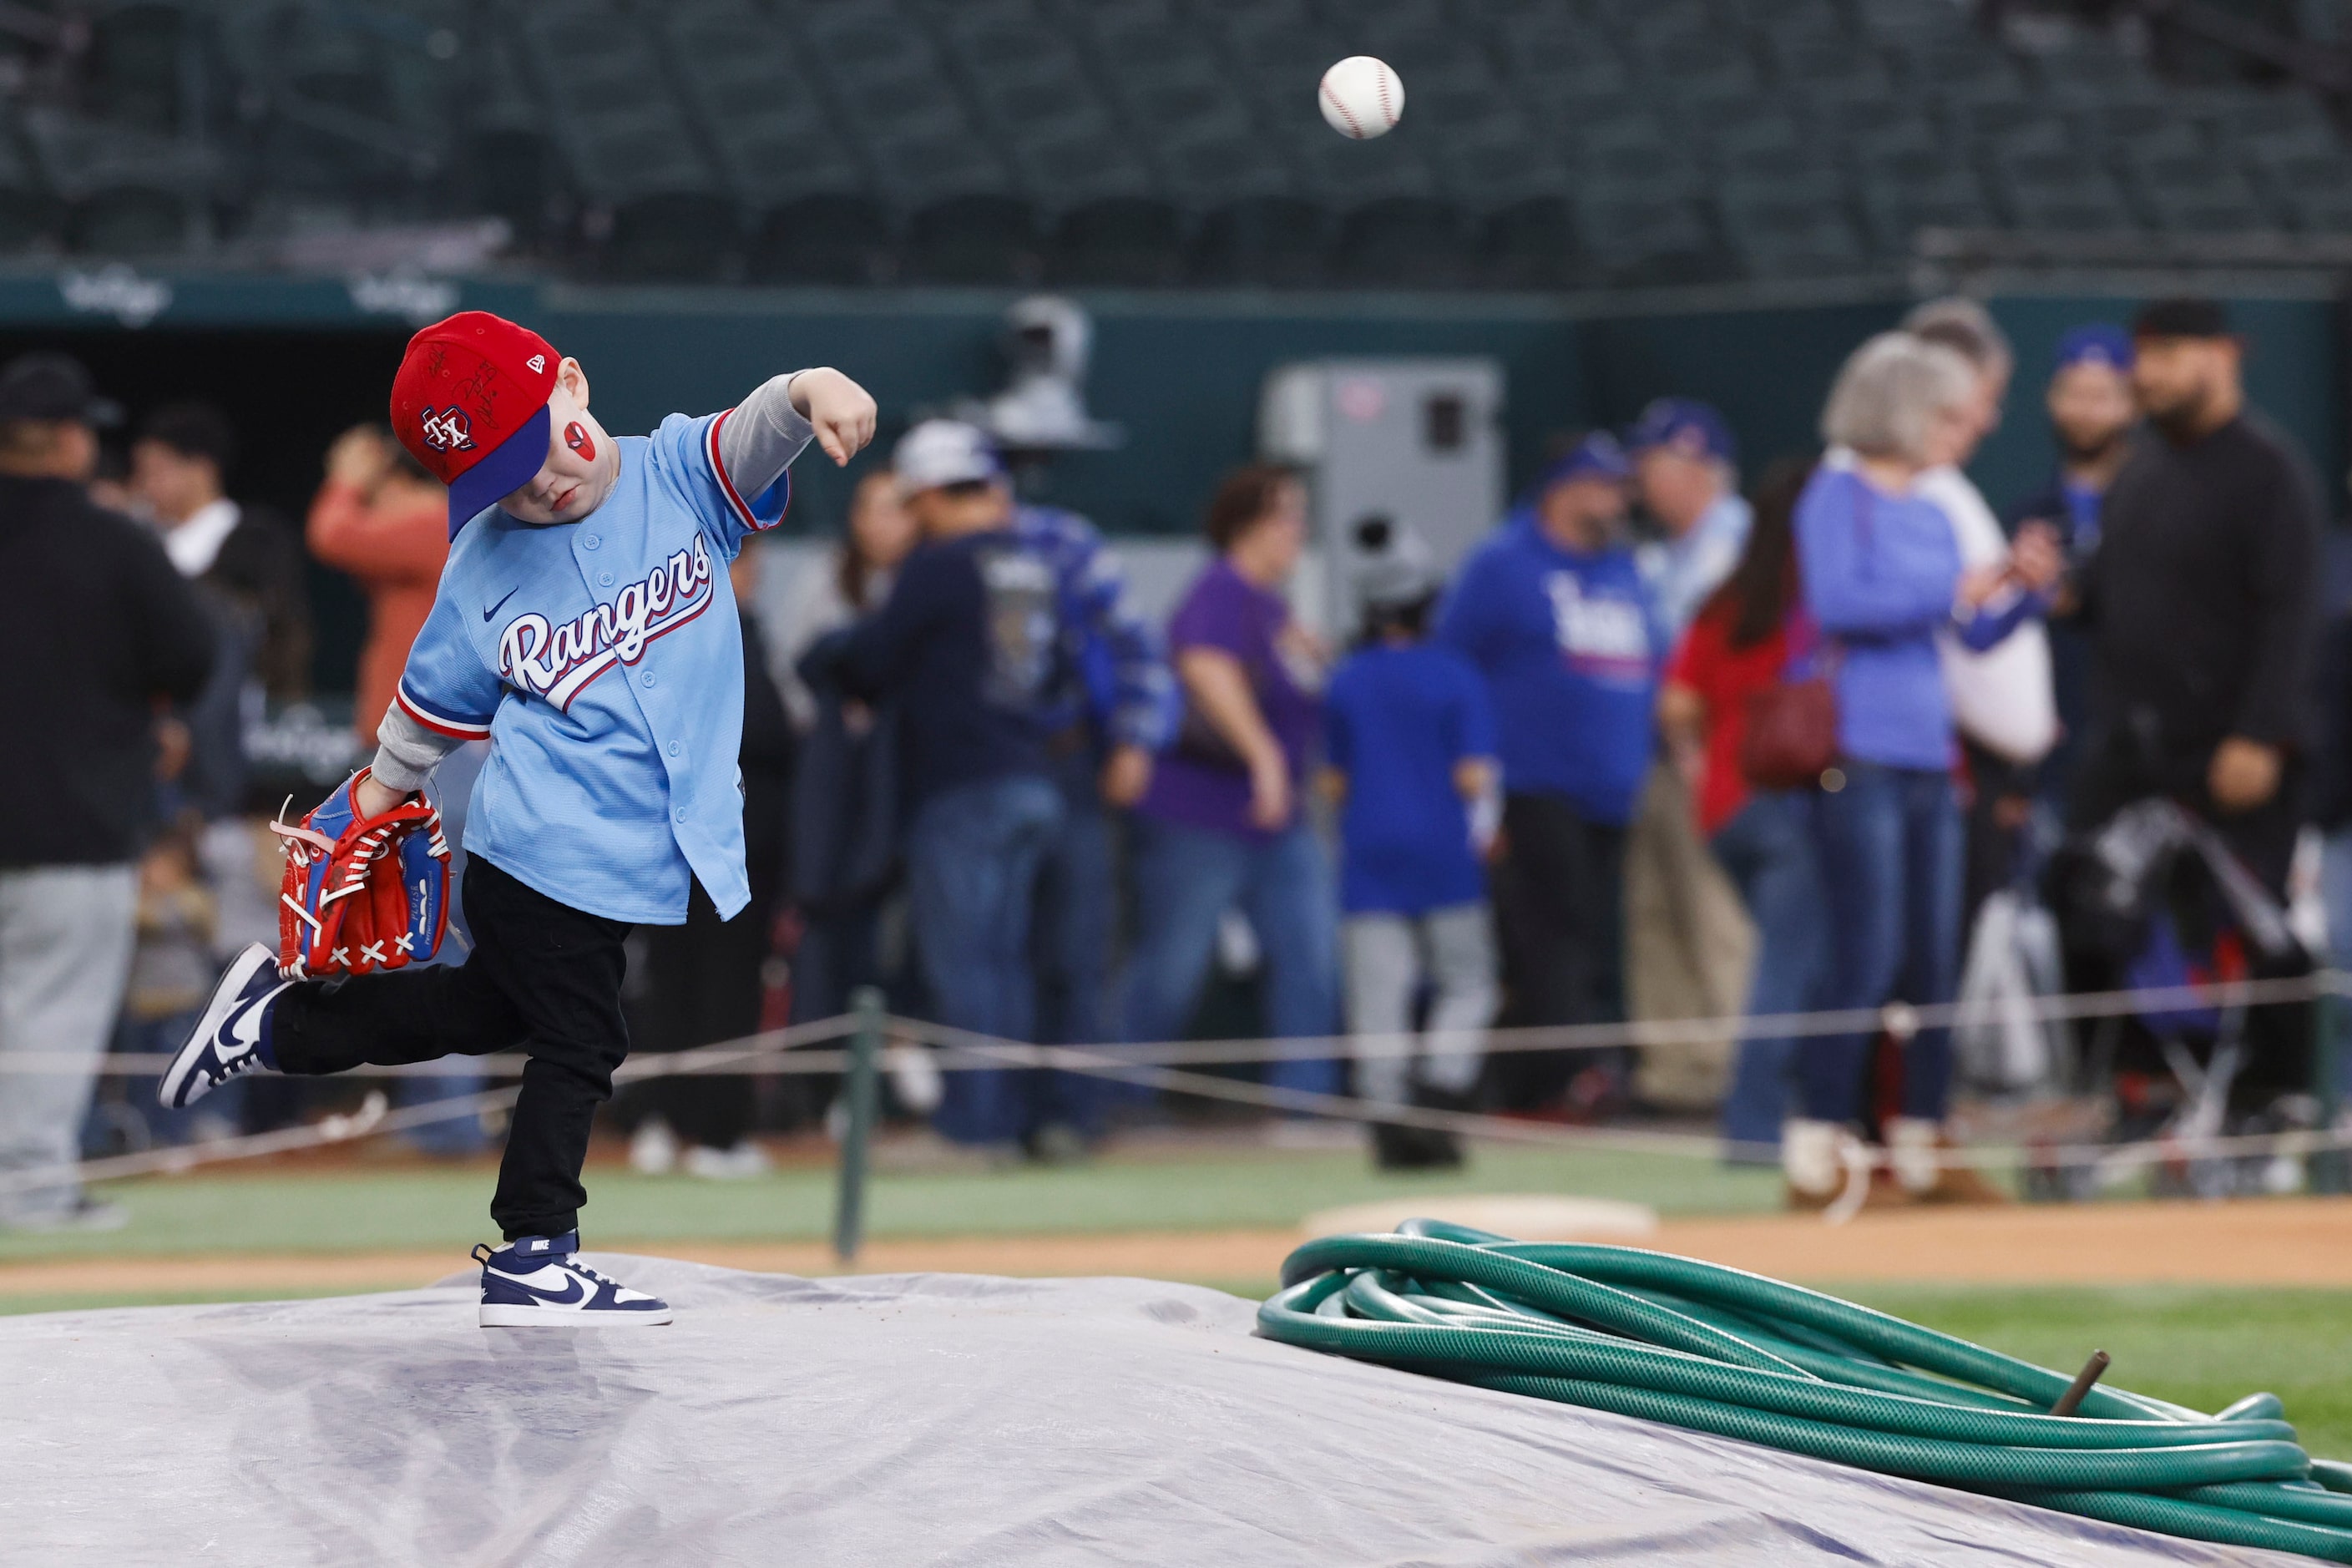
[
  {"xmin": 1436, "ymin": 432, "xmax": 1665, "ymax": 1114},
  {"xmin": 1791, "ymin": 332, "xmax": 2061, "ymax": 1209}
]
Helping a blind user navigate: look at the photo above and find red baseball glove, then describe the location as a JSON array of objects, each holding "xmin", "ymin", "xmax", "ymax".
[{"xmin": 271, "ymin": 767, "xmax": 452, "ymax": 980}]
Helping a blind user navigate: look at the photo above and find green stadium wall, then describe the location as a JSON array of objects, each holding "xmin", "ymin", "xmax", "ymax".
[{"xmin": 0, "ymin": 272, "xmax": 2337, "ymax": 690}]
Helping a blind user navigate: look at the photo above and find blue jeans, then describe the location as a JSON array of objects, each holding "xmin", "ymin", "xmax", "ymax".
[
  {"xmin": 905, "ymin": 774, "xmax": 1065, "ymax": 1144},
  {"xmin": 1711, "ymin": 791, "xmax": 1828, "ymax": 1151},
  {"xmin": 1027, "ymin": 751, "xmax": 1116, "ymax": 1135},
  {"xmin": 1118, "ymin": 813, "xmax": 1340, "ymax": 1095},
  {"xmin": 1803, "ymin": 761, "xmax": 1963, "ymax": 1125}
]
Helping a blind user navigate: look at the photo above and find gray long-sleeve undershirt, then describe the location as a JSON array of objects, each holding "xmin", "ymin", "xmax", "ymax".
[{"xmin": 368, "ymin": 371, "xmax": 818, "ymax": 795}]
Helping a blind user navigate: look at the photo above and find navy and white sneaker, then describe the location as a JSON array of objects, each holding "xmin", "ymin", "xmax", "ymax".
[
  {"xmin": 475, "ymin": 1233, "xmax": 673, "ymax": 1328},
  {"xmin": 159, "ymin": 943, "xmax": 290, "ymax": 1110}
]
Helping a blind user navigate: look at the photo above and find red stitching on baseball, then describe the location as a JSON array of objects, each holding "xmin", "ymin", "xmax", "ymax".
[
  {"xmin": 1323, "ymin": 78, "xmax": 1365, "ymax": 139},
  {"xmin": 1376, "ymin": 65, "xmax": 1394, "ymax": 126}
]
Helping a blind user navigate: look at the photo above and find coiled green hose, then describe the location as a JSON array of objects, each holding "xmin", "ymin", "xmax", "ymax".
[{"xmin": 1260, "ymin": 1220, "xmax": 2352, "ymax": 1561}]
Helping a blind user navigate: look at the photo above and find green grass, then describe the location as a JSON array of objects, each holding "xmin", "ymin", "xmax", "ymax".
[
  {"xmin": 1845, "ymin": 1285, "xmax": 2352, "ymax": 1462},
  {"xmin": 0, "ymin": 1142, "xmax": 1782, "ymax": 1262}
]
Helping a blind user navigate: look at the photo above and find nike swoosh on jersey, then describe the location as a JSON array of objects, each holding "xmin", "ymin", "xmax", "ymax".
[{"xmin": 482, "ymin": 586, "xmax": 520, "ymax": 622}]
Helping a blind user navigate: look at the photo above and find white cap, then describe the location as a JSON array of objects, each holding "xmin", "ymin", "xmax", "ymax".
[{"xmin": 893, "ymin": 418, "xmax": 1002, "ymax": 493}]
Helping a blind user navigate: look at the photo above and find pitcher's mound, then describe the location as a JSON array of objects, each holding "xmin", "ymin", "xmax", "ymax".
[{"xmin": 1302, "ymin": 1192, "xmax": 1658, "ymax": 1240}]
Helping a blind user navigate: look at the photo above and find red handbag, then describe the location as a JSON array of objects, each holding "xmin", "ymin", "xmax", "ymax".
[{"xmin": 1738, "ymin": 612, "xmax": 1839, "ymax": 790}]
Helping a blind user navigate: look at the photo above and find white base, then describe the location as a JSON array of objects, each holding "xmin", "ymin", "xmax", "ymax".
[{"xmin": 478, "ymin": 1303, "xmax": 674, "ymax": 1328}]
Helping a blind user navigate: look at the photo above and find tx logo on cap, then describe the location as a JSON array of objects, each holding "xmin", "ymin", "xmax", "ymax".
[{"xmin": 418, "ymin": 407, "xmax": 476, "ymax": 453}]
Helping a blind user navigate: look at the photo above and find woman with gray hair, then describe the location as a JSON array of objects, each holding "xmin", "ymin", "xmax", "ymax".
[{"xmin": 1783, "ymin": 332, "xmax": 2062, "ymax": 1208}]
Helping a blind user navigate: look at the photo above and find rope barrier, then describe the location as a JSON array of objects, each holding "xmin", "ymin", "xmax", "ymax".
[
  {"xmin": 15, "ymin": 969, "xmax": 2343, "ymax": 1077},
  {"xmin": 1, "ymin": 972, "xmax": 2344, "ymax": 1201}
]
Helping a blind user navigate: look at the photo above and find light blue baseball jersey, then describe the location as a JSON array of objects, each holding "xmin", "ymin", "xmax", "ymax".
[{"xmin": 391, "ymin": 410, "xmax": 787, "ymax": 924}]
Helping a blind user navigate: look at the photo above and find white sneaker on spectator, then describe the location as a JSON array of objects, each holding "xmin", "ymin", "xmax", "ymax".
[
  {"xmin": 629, "ymin": 1118, "xmax": 678, "ymax": 1176},
  {"xmin": 887, "ymin": 1043, "xmax": 943, "ymax": 1116},
  {"xmin": 683, "ymin": 1140, "xmax": 770, "ymax": 1180},
  {"xmin": 683, "ymin": 1141, "xmax": 770, "ymax": 1181}
]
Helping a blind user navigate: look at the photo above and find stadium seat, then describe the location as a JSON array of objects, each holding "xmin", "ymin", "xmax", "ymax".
[
  {"xmin": 1857, "ymin": 166, "xmax": 1996, "ymax": 254},
  {"xmin": 1572, "ymin": 112, "xmax": 1708, "ymax": 198},
  {"xmin": 1572, "ymin": 185, "xmax": 1724, "ymax": 284},
  {"xmin": 0, "ymin": 130, "xmax": 59, "ymax": 253},
  {"xmin": 2131, "ymin": 163, "xmax": 2272, "ymax": 234},
  {"xmin": 1990, "ymin": 149, "xmax": 2142, "ymax": 233},
  {"xmin": 1332, "ymin": 196, "xmax": 1472, "ymax": 289},
  {"xmin": 1191, "ymin": 194, "xmax": 1328, "ymax": 286},
  {"xmin": 23, "ymin": 109, "xmax": 210, "ymax": 254},
  {"xmin": 1719, "ymin": 188, "xmax": 1870, "ymax": 278},
  {"xmin": 516, "ymin": 0, "xmax": 732, "ymax": 273},
  {"xmin": 2246, "ymin": 146, "xmax": 2352, "ymax": 232},
  {"xmin": 1052, "ymin": 195, "xmax": 1186, "ymax": 286},
  {"xmin": 750, "ymin": 193, "xmax": 898, "ymax": 286},
  {"xmin": 604, "ymin": 192, "xmax": 743, "ymax": 283},
  {"xmin": 85, "ymin": 3, "xmax": 194, "ymax": 137},
  {"xmin": 1640, "ymin": 32, "xmax": 1769, "ymax": 117},
  {"xmin": 1480, "ymin": 196, "xmax": 1582, "ymax": 290},
  {"xmin": 1499, "ymin": 18, "xmax": 1635, "ymax": 104},
  {"xmin": 906, "ymin": 192, "xmax": 1044, "ymax": 284},
  {"xmin": 659, "ymin": 0, "xmax": 871, "ymax": 224}
]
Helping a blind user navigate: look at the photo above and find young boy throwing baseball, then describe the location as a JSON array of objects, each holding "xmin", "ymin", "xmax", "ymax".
[{"xmin": 160, "ymin": 311, "xmax": 875, "ymax": 1326}]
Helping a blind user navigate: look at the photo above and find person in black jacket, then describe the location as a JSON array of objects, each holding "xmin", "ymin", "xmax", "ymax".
[
  {"xmin": 131, "ymin": 402, "xmax": 311, "ymax": 703},
  {"xmin": 626, "ymin": 546, "xmax": 797, "ymax": 1179},
  {"xmin": 2071, "ymin": 297, "xmax": 2325, "ymax": 1113},
  {"xmin": 0, "ymin": 354, "xmax": 215, "ymax": 1230},
  {"xmin": 2000, "ymin": 323, "xmax": 2140, "ymax": 812}
]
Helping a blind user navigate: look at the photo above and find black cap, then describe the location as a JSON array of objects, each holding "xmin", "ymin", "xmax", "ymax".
[
  {"xmin": 137, "ymin": 401, "xmax": 237, "ymax": 472},
  {"xmin": 0, "ymin": 353, "xmax": 121, "ymax": 426},
  {"xmin": 2132, "ymin": 296, "xmax": 2232, "ymax": 341}
]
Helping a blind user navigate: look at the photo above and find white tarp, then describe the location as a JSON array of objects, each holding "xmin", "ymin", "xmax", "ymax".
[{"xmin": 0, "ymin": 1257, "xmax": 2309, "ymax": 1566}]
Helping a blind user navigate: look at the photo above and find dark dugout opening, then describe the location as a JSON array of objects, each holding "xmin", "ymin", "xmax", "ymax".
[{"xmin": 0, "ymin": 326, "xmax": 414, "ymax": 695}]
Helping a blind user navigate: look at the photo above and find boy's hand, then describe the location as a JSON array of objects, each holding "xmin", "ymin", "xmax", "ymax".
[
  {"xmin": 353, "ymin": 773, "xmax": 405, "ymax": 818},
  {"xmin": 787, "ymin": 368, "xmax": 878, "ymax": 467}
]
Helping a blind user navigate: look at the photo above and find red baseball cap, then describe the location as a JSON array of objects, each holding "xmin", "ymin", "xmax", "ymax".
[{"xmin": 389, "ymin": 311, "xmax": 561, "ymax": 538}]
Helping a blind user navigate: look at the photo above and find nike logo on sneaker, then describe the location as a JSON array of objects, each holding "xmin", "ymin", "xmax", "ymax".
[
  {"xmin": 220, "ymin": 999, "xmax": 266, "ymax": 1059},
  {"xmin": 501, "ymin": 1271, "xmax": 587, "ymax": 1306},
  {"xmin": 483, "ymin": 586, "xmax": 519, "ymax": 622}
]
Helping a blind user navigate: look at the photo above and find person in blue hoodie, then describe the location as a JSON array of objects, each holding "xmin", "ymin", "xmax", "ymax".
[
  {"xmin": 1437, "ymin": 432, "xmax": 1664, "ymax": 1113},
  {"xmin": 1325, "ymin": 519, "xmax": 1498, "ymax": 1170},
  {"xmin": 1790, "ymin": 332, "xmax": 2061, "ymax": 1209}
]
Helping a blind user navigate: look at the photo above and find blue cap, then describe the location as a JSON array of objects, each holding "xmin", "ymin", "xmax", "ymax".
[
  {"xmin": 446, "ymin": 402, "xmax": 551, "ymax": 535},
  {"xmin": 1624, "ymin": 397, "xmax": 1736, "ymax": 464},
  {"xmin": 1536, "ymin": 432, "xmax": 1631, "ymax": 492},
  {"xmin": 2054, "ymin": 324, "xmax": 2134, "ymax": 376}
]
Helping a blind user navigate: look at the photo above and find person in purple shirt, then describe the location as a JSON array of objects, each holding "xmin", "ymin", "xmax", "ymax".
[
  {"xmin": 1120, "ymin": 465, "xmax": 1339, "ymax": 1093},
  {"xmin": 1790, "ymin": 333, "xmax": 2061, "ymax": 1209}
]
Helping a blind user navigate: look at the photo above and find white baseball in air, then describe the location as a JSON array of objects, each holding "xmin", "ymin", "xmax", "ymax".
[{"xmin": 1318, "ymin": 55, "xmax": 1404, "ymax": 140}]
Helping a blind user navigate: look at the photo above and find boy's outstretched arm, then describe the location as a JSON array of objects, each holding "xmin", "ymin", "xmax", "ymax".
[{"xmin": 715, "ymin": 369, "xmax": 877, "ymax": 503}]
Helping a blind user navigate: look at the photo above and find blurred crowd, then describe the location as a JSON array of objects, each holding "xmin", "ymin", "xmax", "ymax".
[{"xmin": 2, "ymin": 290, "xmax": 2344, "ymax": 1230}]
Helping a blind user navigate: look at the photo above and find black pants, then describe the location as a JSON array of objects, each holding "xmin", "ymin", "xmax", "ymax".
[
  {"xmin": 1488, "ymin": 792, "xmax": 1628, "ymax": 1110},
  {"xmin": 271, "ymin": 857, "xmax": 631, "ymax": 1240}
]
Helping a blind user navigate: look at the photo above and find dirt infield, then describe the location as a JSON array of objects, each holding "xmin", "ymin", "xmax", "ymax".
[{"xmin": 6, "ymin": 1196, "xmax": 2349, "ymax": 1304}]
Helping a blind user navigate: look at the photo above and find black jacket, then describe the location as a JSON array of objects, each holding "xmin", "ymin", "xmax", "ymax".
[
  {"xmin": 0, "ymin": 477, "xmax": 216, "ymax": 867},
  {"xmin": 2076, "ymin": 414, "xmax": 2324, "ymax": 766},
  {"xmin": 202, "ymin": 503, "xmax": 311, "ymax": 701}
]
